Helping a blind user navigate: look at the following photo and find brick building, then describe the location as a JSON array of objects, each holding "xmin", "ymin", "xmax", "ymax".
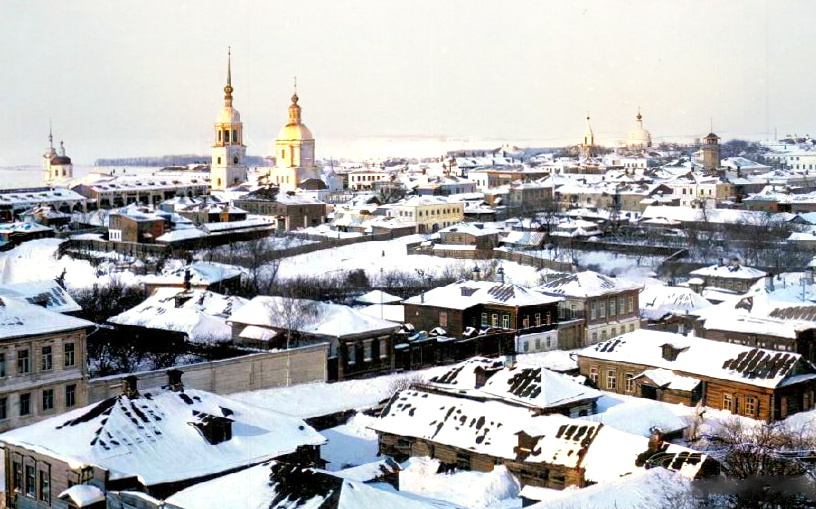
[{"xmin": 233, "ymin": 187, "xmax": 327, "ymax": 232}]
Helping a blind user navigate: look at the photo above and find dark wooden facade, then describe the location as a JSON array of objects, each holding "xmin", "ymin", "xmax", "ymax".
[
  {"xmin": 403, "ymin": 300, "xmax": 559, "ymax": 339},
  {"xmin": 378, "ymin": 432, "xmax": 583, "ymax": 490},
  {"xmin": 576, "ymin": 356, "xmax": 816, "ymax": 422}
]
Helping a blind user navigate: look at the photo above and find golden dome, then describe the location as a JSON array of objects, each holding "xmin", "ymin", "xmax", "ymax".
[
  {"xmin": 278, "ymin": 122, "xmax": 313, "ymax": 141},
  {"xmin": 217, "ymin": 106, "xmax": 241, "ymax": 124}
]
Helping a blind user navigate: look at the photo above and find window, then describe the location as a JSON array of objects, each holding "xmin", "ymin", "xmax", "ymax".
[
  {"xmin": 625, "ymin": 373, "xmax": 635, "ymax": 393},
  {"xmin": 481, "ymin": 313, "xmax": 488, "ymax": 327},
  {"xmin": 64, "ymin": 342, "xmax": 75, "ymax": 367},
  {"xmin": 611, "ymin": 327, "xmax": 617, "ymax": 338},
  {"xmin": 66, "ymin": 384, "xmax": 76, "ymax": 408},
  {"xmin": 523, "ymin": 341, "xmax": 529, "ymax": 352},
  {"xmin": 601, "ymin": 330, "xmax": 608, "ymax": 341},
  {"xmin": 17, "ymin": 349, "xmax": 30, "ymax": 374},
  {"xmin": 723, "ymin": 393, "xmax": 734, "ymax": 412},
  {"xmin": 590, "ymin": 303, "xmax": 598, "ymax": 320},
  {"xmin": 0, "ymin": 397, "xmax": 6, "ymax": 420},
  {"xmin": 745, "ymin": 396, "xmax": 757, "ymax": 417},
  {"xmin": 502, "ymin": 314, "xmax": 510, "ymax": 329},
  {"xmin": 589, "ymin": 366, "xmax": 598, "ymax": 384},
  {"xmin": 13, "ymin": 460, "xmax": 22, "ymax": 493},
  {"xmin": 439, "ymin": 312, "xmax": 448, "ymax": 328},
  {"xmin": 534, "ymin": 313, "xmax": 541, "ymax": 326},
  {"xmin": 39, "ymin": 467, "xmax": 50, "ymax": 504},
  {"xmin": 42, "ymin": 389, "xmax": 54, "ymax": 412},
  {"xmin": 606, "ymin": 370, "xmax": 617, "ymax": 390},
  {"xmin": 363, "ymin": 341, "xmax": 372, "ymax": 362},
  {"xmin": 347, "ymin": 343, "xmax": 356, "ymax": 365},
  {"xmin": 628, "ymin": 296, "xmax": 634, "ymax": 313},
  {"xmin": 629, "ymin": 324, "xmax": 635, "ymax": 332},
  {"xmin": 591, "ymin": 332, "xmax": 597, "ymax": 343},
  {"xmin": 609, "ymin": 298, "xmax": 616, "ymax": 316},
  {"xmin": 491, "ymin": 314, "xmax": 498, "ymax": 327},
  {"xmin": 19, "ymin": 393, "xmax": 31, "ymax": 416},
  {"xmin": 41, "ymin": 345, "xmax": 52, "ymax": 371},
  {"xmin": 0, "ymin": 352, "xmax": 5, "ymax": 377},
  {"xmin": 535, "ymin": 338, "xmax": 541, "ymax": 350},
  {"xmin": 25, "ymin": 465, "xmax": 35, "ymax": 497}
]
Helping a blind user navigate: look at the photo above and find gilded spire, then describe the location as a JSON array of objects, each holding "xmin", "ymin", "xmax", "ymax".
[
  {"xmin": 637, "ymin": 106, "xmax": 642, "ymax": 121},
  {"xmin": 288, "ymin": 77, "xmax": 301, "ymax": 125},
  {"xmin": 224, "ymin": 47, "xmax": 234, "ymax": 106}
]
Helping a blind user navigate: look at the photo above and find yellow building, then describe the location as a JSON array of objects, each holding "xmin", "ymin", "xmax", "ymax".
[
  {"xmin": 210, "ymin": 49, "xmax": 248, "ymax": 191},
  {"xmin": 42, "ymin": 127, "xmax": 73, "ymax": 185},
  {"xmin": 268, "ymin": 84, "xmax": 318, "ymax": 192},
  {"xmin": 390, "ymin": 196, "xmax": 465, "ymax": 233}
]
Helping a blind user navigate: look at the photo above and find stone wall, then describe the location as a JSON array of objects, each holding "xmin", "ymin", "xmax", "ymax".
[{"xmin": 86, "ymin": 344, "xmax": 328, "ymax": 403}]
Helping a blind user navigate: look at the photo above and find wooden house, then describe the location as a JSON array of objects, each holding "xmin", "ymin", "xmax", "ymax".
[
  {"xmin": 371, "ymin": 386, "xmax": 715, "ymax": 491},
  {"xmin": 228, "ymin": 296, "xmax": 401, "ymax": 381},
  {"xmin": 576, "ymin": 329, "xmax": 816, "ymax": 422},
  {"xmin": 0, "ymin": 373, "xmax": 325, "ymax": 507},
  {"xmin": 403, "ymin": 280, "xmax": 562, "ymax": 339}
]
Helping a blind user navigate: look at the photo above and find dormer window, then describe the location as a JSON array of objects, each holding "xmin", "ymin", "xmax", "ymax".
[
  {"xmin": 189, "ymin": 411, "xmax": 233, "ymax": 445},
  {"xmin": 661, "ymin": 343, "xmax": 687, "ymax": 361}
]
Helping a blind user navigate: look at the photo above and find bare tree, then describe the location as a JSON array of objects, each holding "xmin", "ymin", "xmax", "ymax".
[{"xmin": 263, "ymin": 292, "xmax": 321, "ymax": 386}]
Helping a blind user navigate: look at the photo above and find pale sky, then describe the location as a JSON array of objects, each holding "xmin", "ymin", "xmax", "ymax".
[{"xmin": 1, "ymin": 0, "xmax": 815, "ymax": 165}]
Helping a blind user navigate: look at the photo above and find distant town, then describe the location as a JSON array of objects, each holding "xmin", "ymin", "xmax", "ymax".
[{"xmin": 2, "ymin": 46, "xmax": 816, "ymax": 509}]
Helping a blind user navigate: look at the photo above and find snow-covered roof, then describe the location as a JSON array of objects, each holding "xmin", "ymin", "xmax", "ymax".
[
  {"xmin": 58, "ymin": 484, "xmax": 106, "ymax": 508},
  {"xmin": 141, "ymin": 261, "xmax": 243, "ymax": 288},
  {"xmin": 438, "ymin": 222, "xmax": 501, "ymax": 237},
  {"xmin": 354, "ymin": 289, "xmax": 403, "ymax": 305},
  {"xmin": 0, "ymin": 387, "xmax": 325, "ymax": 487},
  {"xmin": 635, "ymin": 369, "xmax": 701, "ymax": 392},
  {"xmin": 107, "ymin": 288, "xmax": 248, "ymax": 343},
  {"xmin": 577, "ymin": 329, "xmax": 813, "ymax": 389},
  {"xmin": 528, "ymin": 468, "xmax": 691, "ymax": 509},
  {"xmin": 166, "ymin": 460, "xmax": 454, "ymax": 509},
  {"xmin": 428, "ymin": 356, "xmax": 506, "ymax": 388},
  {"xmin": 689, "ymin": 264, "xmax": 767, "ymax": 280},
  {"xmin": 372, "ymin": 388, "xmax": 707, "ymax": 482},
  {"xmin": 404, "ymin": 280, "xmax": 563, "ymax": 310},
  {"xmin": 0, "ymin": 280, "xmax": 81, "ymax": 314},
  {"xmin": 0, "ymin": 294, "xmax": 93, "ymax": 340},
  {"xmin": 702, "ymin": 312, "xmax": 807, "ymax": 339},
  {"xmin": 0, "ymin": 187, "xmax": 86, "ymax": 206},
  {"xmin": 639, "ymin": 285, "xmax": 711, "ymax": 321},
  {"xmin": 537, "ymin": 271, "xmax": 641, "ymax": 299},
  {"xmin": 478, "ymin": 366, "xmax": 601, "ymax": 410},
  {"xmin": 229, "ymin": 296, "xmax": 401, "ymax": 340}
]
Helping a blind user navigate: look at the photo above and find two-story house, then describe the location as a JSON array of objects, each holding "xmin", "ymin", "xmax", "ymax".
[
  {"xmin": 537, "ymin": 271, "xmax": 642, "ymax": 346},
  {"xmin": 0, "ymin": 296, "xmax": 94, "ymax": 433},
  {"xmin": 402, "ymin": 280, "xmax": 563, "ymax": 340}
]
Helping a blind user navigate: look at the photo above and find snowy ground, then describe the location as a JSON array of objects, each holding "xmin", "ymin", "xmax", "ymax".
[
  {"xmin": 273, "ymin": 235, "xmax": 547, "ymax": 287},
  {"xmin": 398, "ymin": 458, "xmax": 521, "ymax": 509},
  {"xmin": 320, "ymin": 413, "xmax": 381, "ymax": 471},
  {"xmin": 0, "ymin": 238, "xmax": 139, "ymax": 289},
  {"xmin": 228, "ymin": 365, "xmax": 450, "ymax": 419}
]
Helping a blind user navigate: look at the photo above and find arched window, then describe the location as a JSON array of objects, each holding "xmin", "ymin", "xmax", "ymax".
[
  {"xmin": 232, "ymin": 130, "xmax": 237, "ymax": 143},
  {"xmin": 217, "ymin": 130, "xmax": 222, "ymax": 142},
  {"xmin": 233, "ymin": 156, "xmax": 238, "ymax": 164},
  {"xmin": 217, "ymin": 157, "xmax": 221, "ymax": 165}
]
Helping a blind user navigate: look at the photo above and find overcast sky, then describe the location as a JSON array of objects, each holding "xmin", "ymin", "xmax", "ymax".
[{"xmin": 1, "ymin": 0, "xmax": 815, "ymax": 165}]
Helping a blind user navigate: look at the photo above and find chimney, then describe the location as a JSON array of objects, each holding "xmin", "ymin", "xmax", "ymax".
[
  {"xmin": 123, "ymin": 375, "xmax": 139, "ymax": 398},
  {"xmin": 183, "ymin": 268, "xmax": 192, "ymax": 291},
  {"xmin": 648, "ymin": 426, "xmax": 664, "ymax": 451},
  {"xmin": 167, "ymin": 369, "xmax": 184, "ymax": 392}
]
